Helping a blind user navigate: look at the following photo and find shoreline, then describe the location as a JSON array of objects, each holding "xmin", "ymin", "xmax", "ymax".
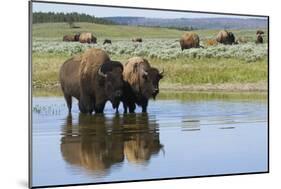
[{"xmin": 32, "ymin": 81, "xmax": 268, "ymax": 93}]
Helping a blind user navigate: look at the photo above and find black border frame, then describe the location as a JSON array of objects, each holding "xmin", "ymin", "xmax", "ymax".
[{"xmin": 28, "ymin": 0, "xmax": 270, "ymax": 188}]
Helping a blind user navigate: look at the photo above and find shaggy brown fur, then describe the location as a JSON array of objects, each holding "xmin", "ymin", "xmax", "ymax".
[
  {"xmin": 121, "ymin": 57, "xmax": 163, "ymax": 113},
  {"xmin": 256, "ymin": 30, "xmax": 264, "ymax": 35},
  {"xmin": 179, "ymin": 32, "xmax": 201, "ymax": 50},
  {"xmin": 79, "ymin": 32, "xmax": 97, "ymax": 43},
  {"xmin": 256, "ymin": 34, "xmax": 263, "ymax": 44},
  {"xmin": 59, "ymin": 48, "xmax": 124, "ymax": 114},
  {"xmin": 216, "ymin": 30, "xmax": 236, "ymax": 45},
  {"xmin": 63, "ymin": 35, "xmax": 75, "ymax": 42}
]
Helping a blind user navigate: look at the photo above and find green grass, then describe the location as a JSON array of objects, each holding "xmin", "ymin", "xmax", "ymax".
[
  {"xmin": 32, "ymin": 53, "xmax": 268, "ymax": 89},
  {"xmin": 31, "ymin": 22, "xmax": 268, "ymax": 91},
  {"xmin": 32, "ymin": 22, "xmax": 268, "ymax": 42}
]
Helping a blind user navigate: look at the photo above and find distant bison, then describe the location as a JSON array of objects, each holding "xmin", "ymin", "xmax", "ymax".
[
  {"xmin": 103, "ymin": 39, "xmax": 112, "ymax": 45},
  {"xmin": 256, "ymin": 30, "xmax": 265, "ymax": 35},
  {"xmin": 63, "ymin": 34, "xmax": 80, "ymax": 42},
  {"xmin": 63, "ymin": 35, "xmax": 75, "ymax": 42},
  {"xmin": 132, "ymin": 38, "xmax": 142, "ymax": 42},
  {"xmin": 119, "ymin": 57, "xmax": 163, "ymax": 113},
  {"xmin": 74, "ymin": 33, "xmax": 80, "ymax": 41},
  {"xmin": 59, "ymin": 48, "xmax": 124, "ymax": 114},
  {"xmin": 180, "ymin": 32, "xmax": 201, "ymax": 50},
  {"xmin": 255, "ymin": 34, "xmax": 263, "ymax": 44},
  {"xmin": 216, "ymin": 30, "xmax": 235, "ymax": 45},
  {"xmin": 79, "ymin": 32, "xmax": 97, "ymax": 44}
]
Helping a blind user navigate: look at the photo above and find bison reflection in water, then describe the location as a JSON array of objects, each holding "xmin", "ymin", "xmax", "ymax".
[{"xmin": 60, "ymin": 113, "xmax": 164, "ymax": 174}]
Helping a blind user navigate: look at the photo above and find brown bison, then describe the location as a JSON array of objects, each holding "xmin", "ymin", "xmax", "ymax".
[
  {"xmin": 216, "ymin": 30, "xmax": 236, "ymax": 45},
  {"xmin": 180, "ymin": 32, "xmax": 201, "ymax": 50},
  {"xmin": 132, "ymin": 38, "xmax": 142, "ymax": 42},
  {"xmin": 63, "ymin": 35, "xmax": 75, "ymax": 42},
  {"xmin": 119, "ymin": 57, "xmax": 163, "ymax": 113},
  {"xmin": 59, "ymin": 48, "xmax": 124, "ymax": 114},
  {"xmin": 79, "ymin": 32, "xmax": 97, "ymax": 44},
  {"xmin": 103, "ymin": 39, "xmax": 112, "ymax": 45},
  {"xmin": 63, "ymin": 33, "xmax": 80, "ymax": 42},
  {"xmin": 256, "ymin": 34, "xmax": 263, "ymax": 44},
  {"xmin": 256, "ymin": 30, "xmax": 264, "ymax": 35},
  {"xmin": 74, "ymin": 33, "xmax": 80, "ymax": 41}
]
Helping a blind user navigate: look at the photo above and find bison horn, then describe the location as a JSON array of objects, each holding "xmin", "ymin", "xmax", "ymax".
[
  {"xmin": 98, "ymin": 67, "xmax": 107, "ymax": 78},
  {"xmin": 159, "ymin": 68, "xmax": 164, "ymax": 75},
  {"xmin": 143, "ymin": 70, "xmax": 148, "ymax": 76}
]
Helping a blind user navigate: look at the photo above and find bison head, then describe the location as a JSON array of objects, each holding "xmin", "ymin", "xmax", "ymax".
[
  {"xmin": 138, "ymin": 67, "xmax": 164, "ymax": 99},
  {"xmin": 228, "ymin": 32, "xmax": 235, "ymax": 44},
  {"xmin": 98, "ymin": 61, "xmax": 124, "ymax": 109}
]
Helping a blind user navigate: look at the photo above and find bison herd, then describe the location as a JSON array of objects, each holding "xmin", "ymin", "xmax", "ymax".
[
  {"xmin": 179, "ymin": 29, "xmax": 265, "ymax": 50},
  {"xmin": 60, "ymin": 29, "xmax": 265, "ymax": 114},
  {"xmin": 60, "ymin": 48, "xmax": 164, "ymax": 114}
]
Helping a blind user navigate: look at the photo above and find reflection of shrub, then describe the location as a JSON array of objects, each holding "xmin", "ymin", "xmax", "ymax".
[{"xmin": 33, "ymin": 39, "xmax": 268, "ymax": 62}]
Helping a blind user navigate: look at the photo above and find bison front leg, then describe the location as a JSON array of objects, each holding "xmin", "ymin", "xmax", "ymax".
[
  {"xmin": 63, "ymin": 94, "xmax": 72, "ymax": 113},
  {"xmin": 95, "ymin": 102, "xmax": 106, "ymax": 114},
  {"xmin": 141, "ymin": 99, "xmax": 148, "ymax": 113},
  {"xmin": 79, "ymin": 95, "xmax": 95, "ymax": 114}
]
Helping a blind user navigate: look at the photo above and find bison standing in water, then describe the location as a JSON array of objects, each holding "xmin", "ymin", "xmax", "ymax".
[
  {"xmin": 59, "ymin": 48, "xmax": 124, "ymax": 114},
  {"xmin": 180, "ymin": 32, "xmax": 201, "ymax": 50},
  {"xmin": 79, "ymin": 32, "xmax": 97, "ymax": 44},
  {"xmin": 216, "ymin": 30, "xmax": 235, "ymax": 45},
  {"xmin": 119, "ymin": 57, "xmax": 164, "ymax": 113}
]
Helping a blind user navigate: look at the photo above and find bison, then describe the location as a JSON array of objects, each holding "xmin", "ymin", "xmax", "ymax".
[
  {"xmin": 256, "ymin": 30, "xmax": 265, "ymax": 35},
  {"xmin": 118, "ymin": 57, "xmax": 163, "ymax": 113},
  {"xmin": 132, "ymin": 38, "xmax": 142, "ymax": 42},
  {"xmin": 59, "ymin": 48, "xmax": 124, "ymax": 114},
  {"xmin": 216, "ymin": 30, "xmax": 236, "ymax": 45},
  {"xmin": 103, "ymin": 39, "xmax": 112, "ymax": 45},
  {"xmin": 79, "ymin": 32, "xmax": 97, "ymax": 44},
  {"xmin": 180, "ymin": 32, "xmax": 201, "ymax": 50},
  {"xmin": 63, "ymin": 34, "xmax": 80, "ymax": 42},
  {"xmin": 63, "ymin": 35, "xmax": 75, "ymax": 42},
  {"xmin": 256, "ymin": 34, "xmax": 263, "ymax": 44}
]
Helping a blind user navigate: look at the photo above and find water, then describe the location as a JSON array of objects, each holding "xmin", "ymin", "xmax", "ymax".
[{"xmin": 31, "ymin": 92, "xmax": 268, "ymax": 187}]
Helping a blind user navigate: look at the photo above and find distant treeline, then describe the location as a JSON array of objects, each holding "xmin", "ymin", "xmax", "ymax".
[{"xmin": 33, "ymin": 12, "xmax": 116, "ymax": 25}]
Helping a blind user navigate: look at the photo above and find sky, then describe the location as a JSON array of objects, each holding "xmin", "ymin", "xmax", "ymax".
[{"xmin": 32, "ymin": 2, "xmax": 266, "ymax": 19}]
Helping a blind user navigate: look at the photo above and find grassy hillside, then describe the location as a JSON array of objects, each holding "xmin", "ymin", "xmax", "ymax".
[
  {"xmin": 32, "ymin": 22, "xmax": 268, "ymax": 91},
  {"xmin": 32, "ymin": 22, "xmax": 268, "ymax": 42}
]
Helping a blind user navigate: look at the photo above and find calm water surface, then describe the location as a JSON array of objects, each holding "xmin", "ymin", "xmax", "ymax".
[{"xmin": 32, "ymin": 92, "xmax": 268, "ymax": 187}]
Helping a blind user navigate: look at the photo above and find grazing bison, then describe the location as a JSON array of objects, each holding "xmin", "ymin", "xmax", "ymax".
[
  {"xmin": 216, "ymin": 30, "xmax": 236, "ymax": 45},
  {"xmin": 59, "ymin": 48, "xmax": 124, "ymax": 114},
  {"xmin": 79, "ymin": 32, "xmax": 97, "ymax": 44},
  {"xmin": 63, "ymin": 35, "xmax": 75, "ymax": 42},
  {"xmin": 119, "ymin": 57, "xmax": 163, "ymax": 113},
  {"xmin": 132, "ymin": 38, "xmax": 142, "ymax": 42},
  {"xmin": 103, "ymin": 39, "xmax": 112, "ymax": 45},
  {"xmin": 74, "ymin": 33, "xmax": 80, "ymax": 41},
  {"xmin": 256, "ymin": 34, "xmax": 263, "ymax": 44},
  {"xmin": 256, "ymin": 30, "xmax": 265, "ymax": 35},
  {"xmin": 180, "ymin": 32, "xmax": 201, "ymax": 50}
]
